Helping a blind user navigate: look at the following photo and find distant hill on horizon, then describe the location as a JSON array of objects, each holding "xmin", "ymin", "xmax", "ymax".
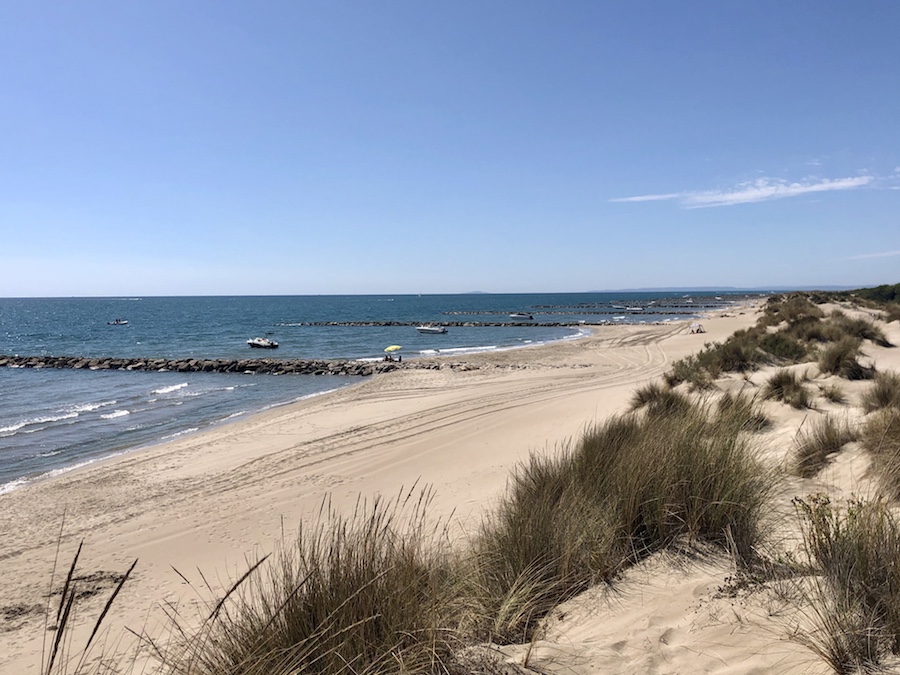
[{"xmin": 591, "ymin": 285, "xmax": 857, "ymax": 293}]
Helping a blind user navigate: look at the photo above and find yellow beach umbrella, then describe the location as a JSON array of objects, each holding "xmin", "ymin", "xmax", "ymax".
[{"xmin": 384, "ymin": 345, "xmax": 403, "ymax": 353}]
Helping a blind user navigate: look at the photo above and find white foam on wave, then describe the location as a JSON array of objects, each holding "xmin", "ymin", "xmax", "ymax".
[
  {"xmin": 101, "ymin": 409, "xmax": 130, "ymax": 420},
  {"xmin": 151, "ymin": 382, "xmax": 189, "ymax": 395},
  {"xmin": 0, "ymin": 449, "xmax": 126, "ymax": 494},
  {"xmin": 433, "ymin": 345, "xmax": 498, "ymax": 355},
  {"xmin": 70, "ymin": 400, "xmax": 117, "ymax": 413},
  {"xmin": 0, "ymin": 478, "xmax": 28, "ymax": 495},
  {"xmin": 161, "ymin": 427, "xmax": 199, "ymax": 440},
  {"xmin": 0, "ymin": 412, "xmax": 79, "ymax": 435}
]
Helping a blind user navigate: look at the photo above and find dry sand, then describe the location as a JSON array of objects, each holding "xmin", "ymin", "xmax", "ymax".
[{"xmin": 2, "ymin": 301, "xmax": 898, "ymax": 674}]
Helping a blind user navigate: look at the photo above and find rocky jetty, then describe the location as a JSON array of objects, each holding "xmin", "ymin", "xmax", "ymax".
[{"xmin": 0, "ymin": 354, "xmax": 416, "ymax": 376}]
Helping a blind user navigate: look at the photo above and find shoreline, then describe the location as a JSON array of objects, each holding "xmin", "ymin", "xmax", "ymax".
[
  {"xmin": 0, "ymin": 306, "xmax": 760, "ymax": 671},
  {"xmin": 0, "ymin": 324, "xmax": 612, "ymax": 495}
]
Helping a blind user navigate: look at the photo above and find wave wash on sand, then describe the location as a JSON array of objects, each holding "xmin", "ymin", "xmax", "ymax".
[{"xmin": 3, "ymin": 291, "xmax": 900, "ymax": 674}]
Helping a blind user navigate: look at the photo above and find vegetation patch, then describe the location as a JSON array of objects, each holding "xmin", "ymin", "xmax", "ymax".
[
  {"xmin": 860, "ymin": 371, "xmax": 900, "ymax": 413},
  {"xmin": 629, "ymin": 381, "xmax": 693, "ymax": 418},
  {"xmin": 716, "ymin": 390, "xmax": 771, "ymax": 433},
  {"xmin": 793, "ymin": 415, "xmax": 857, "ymax": 478},
  {"xmin": 819, "ymin": 383, "xmax": 846, "ymax": 404},
  {"xmin": 861, "ymin": 409, "xmax": 900, "ymax": 501},
  {"xmin": 469, "ymin": 398, "xmax": 773, "ymax": 644},
  {"xmin": 763, "ymin": 369, "xmax": 812, "ymax": 409},
  {"xmin": 818, "ymin": 337, "xmax": 875, "ymax": 380},
  {"xmin": 793, "ymin": 495, "xmax": 900, "ymax": 673},
  {"xmin": 159, "ymin": 492, "xmax": 461, "ymax": 675}
]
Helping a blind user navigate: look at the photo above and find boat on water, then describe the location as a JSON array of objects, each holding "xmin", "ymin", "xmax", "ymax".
[
  {"xmin": 247, "ymin": 337, "xmax": 279, "ymax": 349},
  {"xmin": 107, "ymin": 319, "xmax": 128, "ymax": 325},
  {"xmin": 416, "ymin": 324, "xmax": 447, "ymax": 334},
  {"xmin": 509, "ymin": 313, "xmax": 534, "ymax": 320},
  {"xmin": 626, "ymin": 307, "xmax": 643, "ymax": 311}
]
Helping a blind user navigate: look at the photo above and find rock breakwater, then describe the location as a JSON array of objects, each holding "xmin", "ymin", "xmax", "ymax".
[{"xmin": 0, "ymin": 354, "xmax": 417, "ymax": 376}]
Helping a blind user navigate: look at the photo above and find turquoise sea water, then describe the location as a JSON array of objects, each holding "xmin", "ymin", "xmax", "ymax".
[{"xmin": 0, "ymin": 292, "xmax": 730, "ymax": 492}]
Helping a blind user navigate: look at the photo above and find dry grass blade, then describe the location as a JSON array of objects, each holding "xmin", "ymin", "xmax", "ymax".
[
  {"xmin": 208, "ymin": 554, "xmax": 270, "ymax": 624},
  {"xmin": 42, "ymin": 514, "xmax": 68, "ymax": 675},
  {"xmin": 57, "ymin": 540, "xmax": 83, "ymax": 626},
  {"xmin": 45, "ymin": 540, "xmax": 84, "ymax": 674},
  {"xmin": 46, "ymin": 582, "xmax": 77, "ymax": 675},
  {"xmin": 80, "ymin": 558, "xmax": 138, "ymax": 656}
]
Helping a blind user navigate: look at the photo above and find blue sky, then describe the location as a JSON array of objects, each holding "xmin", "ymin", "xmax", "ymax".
[{"xmin": 1, "ymin": 2, "xmax": 898, "ymax": 296}]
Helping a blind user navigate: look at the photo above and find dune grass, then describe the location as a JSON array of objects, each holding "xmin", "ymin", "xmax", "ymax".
[
  {"xmin": 629, "ymin": 381, "xmax": 693, "ymax": 417},
  {"xmin": 715, "ymin": 390, "xmax": 771, "ymax": 433},
  {"xmin": 793, "ymin": 415, "xmax": 858, "ymax": 479},
  {"xmin": 40, "ymin": 537, "xmax": 137, "ymax": 675},
  {"xmin": 885, "ymin": 304, "xmax": 900, "ymax": 324},
  {"xmin": 818, "ymin": 383, "xmax": 846, "ymax": 405},
  {"xmin": 860, "ymin": 409, "xmax": 900, "ymax": 502},
  {"xmin": 763, "ymin": 369, "xmax": 813, "ymax": 409},
  {"xmin": 793, "ymin": 495, "xmax": 900, "ymax": 673},
  {"xmin": 153, "ymin": 490, "xmax": 462, "ymax": 675},
  {"xmin": 818, "ymin": 337, "xmax": 875, "ymax": 381},
  {"xmin": 860, "ymin": 371, "xmax": 900, "ymax": 413},
  {"xmin": 468, "ymin": 397, "xmax": 774, "ymax": 644}
]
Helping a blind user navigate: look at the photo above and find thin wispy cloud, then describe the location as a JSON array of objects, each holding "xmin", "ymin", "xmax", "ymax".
[
  {"xmin": 848, "ymin": 249, "xmax": 900, "ymax": 260},
  {"xmin": 612, "ymin": 175, "xmax": 873, "ymax": 208}
]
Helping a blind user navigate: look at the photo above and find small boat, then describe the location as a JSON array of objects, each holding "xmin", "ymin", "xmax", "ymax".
[
  {"xmin": 107, "ymin": 319, "xmax": 128, "ymax": 325},
  {"xmin": 247, "ymin": 337, "xmax": 279, "ymax": 349},
  {"xmin": 416, "ymin": 324, "xmax": 447, "ymax": 334},
  {"xmin": 626, "ymin": 307, "xmax": 643, "ymax": 311},
  {"xmin": 509, "ymin": 313, "xmax": 534, "ymax": 320}
]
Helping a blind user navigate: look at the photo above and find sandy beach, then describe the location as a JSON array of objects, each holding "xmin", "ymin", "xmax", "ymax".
[{"xmin": 3, "ymin": 301, "xmax": 899, "ymax": 674}]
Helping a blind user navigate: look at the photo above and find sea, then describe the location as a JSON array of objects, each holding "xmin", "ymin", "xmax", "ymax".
[{"xmin": 0, "ymin": 292, "xmax": 736, "ymax": 493}]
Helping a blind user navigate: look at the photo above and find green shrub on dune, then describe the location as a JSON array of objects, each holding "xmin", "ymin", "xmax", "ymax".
[
  {"xmin": 759, "ymin": 331, "xmax": 808, "ymax": 361},
  {"xmin": 761, "ymin": 295, "xmax": 824, "ymax": 328}
]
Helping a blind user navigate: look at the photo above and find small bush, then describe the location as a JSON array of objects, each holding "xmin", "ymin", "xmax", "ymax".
[
  {"xmin": 793, "ymin": 415, "xmax": 857, "ymax": 478},
  {"xmin": 762, "ymin": 295, "xmax": 824, "ymax": 327},
  {"xmin": 759, "ymin": 331, "xmax": 808, "ymax": 362},
  {"xmin": 860, "ymin": 371, "xmax": 900, "ymax": 413},
  {"xmin": 763, "ymin": 370, "xmax": 812, "ymax": 409},
  {"xmin": 787, "ymin": 317, "xmax": 841, "ymax": 344},
  {"xmin": 665, "ymin": 353, "xmax": 716, "ymax": 390},
  {"xmin": 818, "ymin": 337, "xmax": 875, "ymax": 380}
]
